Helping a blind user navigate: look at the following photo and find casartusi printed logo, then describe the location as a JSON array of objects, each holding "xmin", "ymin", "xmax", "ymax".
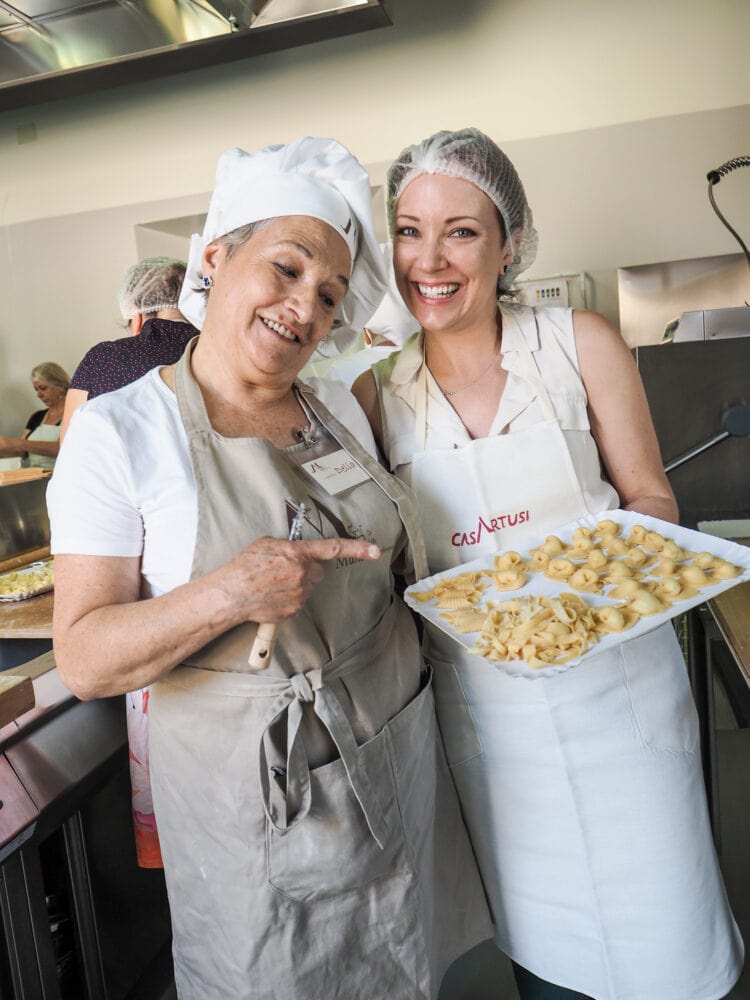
[{"xmin": 451, "ymin": 509, "xmax": 530, "ymax": 547}]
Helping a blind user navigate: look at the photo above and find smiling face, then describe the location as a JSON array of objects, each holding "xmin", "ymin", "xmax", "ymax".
[
  {"xmin": 393, "ymin": 173, "xmax": 511, "ymax": 336},
  {"xmin": 201, "ymin": 215, "xmax": 351, "ymax": 384}
]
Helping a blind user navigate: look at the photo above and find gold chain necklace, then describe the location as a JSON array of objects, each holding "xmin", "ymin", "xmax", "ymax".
[{"xmin": 431, "ymin": 340, "xmax": 502, "ymax": 398}]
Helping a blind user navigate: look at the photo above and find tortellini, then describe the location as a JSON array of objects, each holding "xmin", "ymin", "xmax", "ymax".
[{"xmin": 411, "ymin": 516, "xmax": 745, "ymax": 672}]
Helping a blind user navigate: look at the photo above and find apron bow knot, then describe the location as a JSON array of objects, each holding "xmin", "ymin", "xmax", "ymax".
[
  {"xmin": 258, "ymin": 638, "xmax": 395, "ymax": 850},
  {"xmin": 290, "ymin": 669, "xmax": 321, "ymax": 703}
]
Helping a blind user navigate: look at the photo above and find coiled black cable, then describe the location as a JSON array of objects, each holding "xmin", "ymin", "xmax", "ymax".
[
  {"xmin": 707, "ymin": 155, "xmax": 750, "ymax": 185},
  {"xmin": 706, "ymin": 156, "xmax": 750, "ymax": 273}
]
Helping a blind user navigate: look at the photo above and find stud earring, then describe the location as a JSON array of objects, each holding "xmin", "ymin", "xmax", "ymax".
[
  {"xmin": 502, "ymin": 265, "xmax": 510, "ymax": 275},
  {"xmin": 202, "ymin": 275, "xmax": 213, "ymax": 289}
]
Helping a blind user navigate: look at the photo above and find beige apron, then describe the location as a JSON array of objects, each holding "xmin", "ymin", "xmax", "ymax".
[
  {"xmin": 148, "ymin": 345, "xmax": 492, "ymax": 1000},
  {"xmin": 406, "ymin": 310, "xmax": 743, "ymax": 998},
  {"xmin": 25, "ymin": 420, "xmax": 59, "ymax": 469}
]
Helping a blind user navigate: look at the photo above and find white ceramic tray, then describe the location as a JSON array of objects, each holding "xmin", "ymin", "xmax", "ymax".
[
  {"xmin": 0, "ymin": 560, "xmax": 55, "ymax": 602},
  {"xmin": 405, "ymin": 510, "xmax": 750, "ymax": 679}
]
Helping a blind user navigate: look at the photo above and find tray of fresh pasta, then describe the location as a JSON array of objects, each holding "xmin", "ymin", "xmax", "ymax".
[
  {"xmin": 0, "ymin": 559, "xmax": 54, "ymax": 602},
  {"xmin": 404, "ymin": 510, "xmax": 750, "ymax": 678}
]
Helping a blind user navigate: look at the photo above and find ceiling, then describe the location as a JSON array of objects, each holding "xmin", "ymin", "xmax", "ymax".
[{"xmin": 0, "ymin": 0, "xmax": 392, "ymax": 110}]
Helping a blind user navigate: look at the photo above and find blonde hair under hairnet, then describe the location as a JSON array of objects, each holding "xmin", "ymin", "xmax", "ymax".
[{"xmin": 387, "ymin": 127, "xmax": 538, "ymax": 295}]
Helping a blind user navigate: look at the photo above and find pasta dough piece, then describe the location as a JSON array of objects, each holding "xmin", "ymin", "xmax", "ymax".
[
  {"xmin": 628, "ymin": 524, "xmax": 648, "ymax": 545},
  {"xmin": 526, "ymin": 550, "xmax": 550, "ymax": 572},
  {"xmin": 595, "ymin": 519, "xmax": 621, "ymax": 536},
  {"xmin": 713, "ymin": 560, "xmax": 742, "ymax": 580},
  {"xmin": 410, "ymin": 572, "xmax": 486, "ymax": 603},
  {"xmin": 492, "ymin": 569, "xmax": 527, "ymax": 591},
  {"xmin": 568, "ymin": 567, "xmax": 602, "ymax": 593},
  {"xmin": 586, "ymin": 548, "xmax": 609, "ymax": 570},
  {"xmin": 602, "ymin": 561, "xmax": 636, "ymax": 583},
  {"xmin": 643, "ymin": 531, "xmax": 666, "ymax": 552},
  {"xmin": 600, "ymin": 535, "xmax": 630, "ymax": 556},
  {"xmin": 545, "ymin": 558, "xmax": 576, "ymax": 581},
  {"xmin": 592, "ymin": 606, "xmax": 639, "ymax": 633},
  {"xmin": 660, "ymin": 540, "xmax": 688, "ymax": 561},
  {"xmin": 567, "ymin": 540, "xmax": 595, "ymax": 559},
  {"xmin": 680, "ymin": 565, "xmax": 712, "ymax": 587},
  {"xmin": 435, "ymin": 592, "xmax": 481, "ymax": 610},
  {"xmin": 439, "ymin": 608, "xmax": 489, "ymax": 633},
  {"xmin": 692, "ymin": 552, "xmax": 715, "ymax": 570},
  {"xmin": 610, "ymin": 578, "xmax": 643, "ymax": 600},
  {"xmin": 623, "ymin": 547, "xmax": 652, "ymax": 569},
  {"xmin": 653, "ymin": 578, "xmax": 696, "ymax": 603},
  {"xmin": 537, "ymin": 535, "xmax": 567, "ymax": 556},
  {"xmin": 493, "ymin": 551, "xmax": 524, "ymax": 571},
  {"xmin": 628, "ymin": 588, "xmax": 665, "ymax": 616},
  {"xmin": 651, "ymin": 557, "xmax": 677, "ymax": 577},
  {"xmin": 572, "ymin": 526, "xmax": 594, "ymax": 543}
]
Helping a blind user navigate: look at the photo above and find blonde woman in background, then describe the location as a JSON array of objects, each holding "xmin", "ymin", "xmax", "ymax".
[{"xmin": 0, "ymin": 362, "xmax": 70, "ymax": 469}]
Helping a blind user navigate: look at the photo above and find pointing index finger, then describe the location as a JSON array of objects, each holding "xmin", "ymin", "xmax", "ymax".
[{"xmin": 294, "ymin": 538, "xmax": 381, "ymax": 562}]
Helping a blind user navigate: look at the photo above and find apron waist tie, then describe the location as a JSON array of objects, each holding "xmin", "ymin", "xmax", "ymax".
[{"xmin": 258, "ymin": 602, "xmax": 399, "ymax": 849}]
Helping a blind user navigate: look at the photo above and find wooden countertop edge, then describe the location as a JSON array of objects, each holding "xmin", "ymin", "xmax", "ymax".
[
  {"xmin": 0, "ymin": 651, "xmax": 57, "ymax": 729},
  {"xmin": 0, "ymin": 546, "xmax": 51, "ymax": 576}
]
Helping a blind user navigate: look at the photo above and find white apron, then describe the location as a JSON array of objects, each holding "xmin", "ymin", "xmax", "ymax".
[
  {"xmin": 147, "ymin": 346, "xmax": 492, "ymax": 1000},
  {"xmin": 392, "ymin": 309, "xmax": 743, "ymax": 999},
  {"xmin": 25, "ymin": 420, "xmax": 59, "ymax": 469}
]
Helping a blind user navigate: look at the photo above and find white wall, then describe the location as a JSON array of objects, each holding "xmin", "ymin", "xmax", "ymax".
[{"xmin": 1, "ymin": 0, "xmax": 749, "ymax": 430}]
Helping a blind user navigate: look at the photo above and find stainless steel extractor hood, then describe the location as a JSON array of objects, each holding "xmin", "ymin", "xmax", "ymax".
[{"xmin": 0, "ymin": 0, "xmax": 392, "ymax": 110}]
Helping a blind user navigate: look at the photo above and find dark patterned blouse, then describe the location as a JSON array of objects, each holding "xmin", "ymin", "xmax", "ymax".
[{"xmin": 71, "ymin": 318, "xmax": 197, "ymax": 398}]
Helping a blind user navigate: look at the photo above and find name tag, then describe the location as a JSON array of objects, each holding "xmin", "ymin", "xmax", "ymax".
[{"xmin": 301, "ymin": 449, "xmax": 370, "ymax": 495}]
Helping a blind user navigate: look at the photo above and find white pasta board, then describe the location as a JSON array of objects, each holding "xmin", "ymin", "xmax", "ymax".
[{"xmin": 404, "ymin": 509, "xmax": 750, "ymax": 679}]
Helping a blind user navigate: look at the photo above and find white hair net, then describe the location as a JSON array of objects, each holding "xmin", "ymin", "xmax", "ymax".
[
  {"xmin": 387, "ymin": 127, "xmax": 538, "ymax": 295},
  {"xmin": 117, "ymin": 257, "xmax": 186, "ymax": 321},
  {"xmin": 179, "ymin": 137, "xmax": 386, "ymax": 333}
]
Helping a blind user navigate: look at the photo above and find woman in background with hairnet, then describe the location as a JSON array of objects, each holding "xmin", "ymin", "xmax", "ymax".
[
  {"xmin": 354, "ymin": 127, "xmax": 742, "ymax": 1000},
  {"xmin": 48, "ymin": 136, "xmax": 491, "ymax": 999},
  {"xmin": 60, "ymin": 256, "xmax": 195, "ymax": 441}
]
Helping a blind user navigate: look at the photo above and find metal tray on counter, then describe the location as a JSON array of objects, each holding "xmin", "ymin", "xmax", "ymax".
[{"xmin": 0, "ymin": 559, "xmax": 55, "ymax": 602}]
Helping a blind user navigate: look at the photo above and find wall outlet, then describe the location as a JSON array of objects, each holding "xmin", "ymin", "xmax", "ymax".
[{"xmin": 518, "ymin": 278, "xmax": 569, "ymax": 307}]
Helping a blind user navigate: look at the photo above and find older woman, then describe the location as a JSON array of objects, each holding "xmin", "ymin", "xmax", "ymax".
[
  {"xmin": 48, "ymin": 137, "xmax": 490, "ymax": 999},
  {"xmin": 0, "ymin": 362, "xmax": 70, "ymax": 469},
  {"xmin": 354, "ymin": 128, "xmax": 743, "ymax": 1000}
]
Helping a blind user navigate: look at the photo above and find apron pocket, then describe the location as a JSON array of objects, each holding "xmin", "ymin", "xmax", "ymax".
[
  {"xmin": 266, "ymin": 728, "xmax": 407, "ymax": 902},
  {"xmin": 619, "ymin": 623, "xmax": 700, "ymax": 755},
  {"xmin": 385, "ymin": 668, "xmax": 436, "ymax": 863},
  {"xmin": 428, "ymin": 654, "xmax": 483, "ymax": 767}
]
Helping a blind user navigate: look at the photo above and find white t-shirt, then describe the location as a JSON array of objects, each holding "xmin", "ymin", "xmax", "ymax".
[{"xmin": 48, "ymin": 368, "xmax": 378, "ymax": 599}]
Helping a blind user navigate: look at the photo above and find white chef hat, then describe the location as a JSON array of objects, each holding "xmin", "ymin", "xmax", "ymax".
[
  {"xmin": 179, "ymin": 137, "xmax": 386, "ymax": 332},
  {"xmin": 364, "ymin": 243, "xmax": 419, "ymax": 348}
]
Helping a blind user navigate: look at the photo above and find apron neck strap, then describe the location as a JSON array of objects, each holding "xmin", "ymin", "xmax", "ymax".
[
  {"xmin": 174, "ymin": 337, "xmax": 211, "ymax": 436},
  {"xmin": 298, "ymin": 384, "xmax": 429, "ymax": 580}
]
